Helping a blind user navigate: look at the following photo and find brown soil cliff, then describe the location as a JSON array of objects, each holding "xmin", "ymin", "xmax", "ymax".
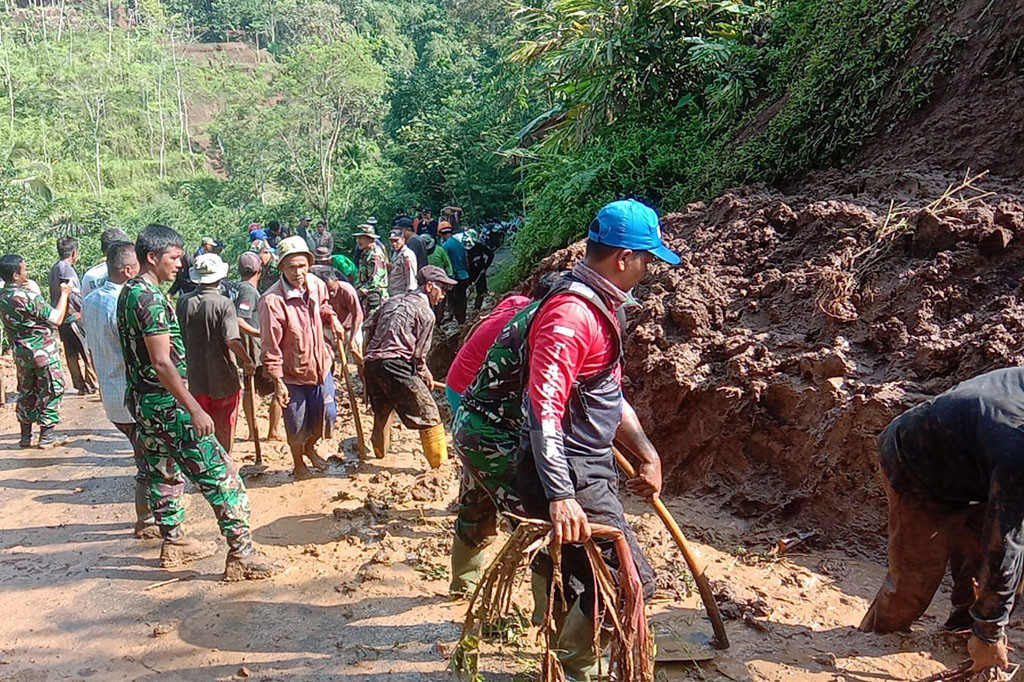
[{"xmin": 532, "ymin": 170, "xmax": 1024, "ymax": 550}]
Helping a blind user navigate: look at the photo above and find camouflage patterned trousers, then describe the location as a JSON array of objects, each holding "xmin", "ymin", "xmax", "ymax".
[
  {"xmin": 451, "ymin": 407, "xmax": 522, "ymax": 548},
  {"xmin": 130, "ymin": 391, "xmax": 251, "ymax": 542},
  {"xmin": 15, "ymin": 353, "xmax": 65, "ymax": 427}
]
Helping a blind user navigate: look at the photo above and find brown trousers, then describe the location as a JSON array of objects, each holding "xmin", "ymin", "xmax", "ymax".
[{"xmin": 859, "ymin": 476, "xmax": 984, "ymax": 632}]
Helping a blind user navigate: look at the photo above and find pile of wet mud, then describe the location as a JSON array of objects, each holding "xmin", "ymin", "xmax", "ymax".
[{"xmin": 531, "ymin": 170, "xmax": 1024, "ymax": 549}]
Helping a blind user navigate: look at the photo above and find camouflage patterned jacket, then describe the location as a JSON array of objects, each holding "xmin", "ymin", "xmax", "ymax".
[
  {"xmin": 117, "ymin": 277, "xmax": 187, "ymax": 395},
  {"xmin": 0, "ymin": 283, "xmax": 60, "ymax": 361}
]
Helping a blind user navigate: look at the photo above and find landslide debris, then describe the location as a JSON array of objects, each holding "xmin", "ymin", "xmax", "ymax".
[{"xmin": 533, "ymin": 170, "xmax": 1024, "ymax": 549}]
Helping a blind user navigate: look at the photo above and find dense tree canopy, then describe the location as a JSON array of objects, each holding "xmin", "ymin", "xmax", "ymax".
[{"xmin": 0, "ymin": 0, "xmax": 960, "ymax": 283}]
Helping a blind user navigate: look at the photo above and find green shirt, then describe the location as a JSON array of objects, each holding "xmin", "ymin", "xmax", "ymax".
[
  {"xmin": 0, "ymin": 283, "xmax": 58, "ymax": 360},
  {"xmin": 428, "ymin": 245, "xmax": 454, "ymax": 277},
  {"xmin": 117, "ymin": 277, "xmax": 186, "ymax": 395}
]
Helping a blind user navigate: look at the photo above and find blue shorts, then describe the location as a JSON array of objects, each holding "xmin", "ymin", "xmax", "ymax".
[
  {"xmin": 283, "ymin": 373, "xmax": 336, "ymax": 447},
  {"xmin": 445, "ymin": 385, "xmax": 462, "ymax": 414}
]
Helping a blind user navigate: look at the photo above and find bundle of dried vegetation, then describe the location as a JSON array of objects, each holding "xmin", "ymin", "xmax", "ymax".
[{"xmin": 450, "ymin": 516, "xmax": 653, "ymax": 682}]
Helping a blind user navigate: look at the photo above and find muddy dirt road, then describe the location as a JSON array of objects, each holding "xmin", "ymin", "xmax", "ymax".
[{"xmin": 0, "ymin": 388, "xmax": 1001, "ymax": 681}]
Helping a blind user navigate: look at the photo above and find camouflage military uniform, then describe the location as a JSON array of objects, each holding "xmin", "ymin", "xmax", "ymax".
[
  {"xmin": 451, "ymin": 301, "xmax": 540, "ymax": 547},
  {"xmin": 0, "ymin": 284, "xmax": 65, "ymax": 427},
  {"xmin": 356, "ymin": 242, "xmax": 390, "ymax": 318},
  {"xmin": 117, "ymin": 277, "xmax": 251, "ymax": 542},
  {"xmin": 257, "ymin": 263, "xmax": 279, "ymax": 294}
]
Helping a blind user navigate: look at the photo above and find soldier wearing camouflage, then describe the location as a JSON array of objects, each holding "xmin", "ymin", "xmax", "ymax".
[
  {"xmin": 118, "ymin": 277, "xmax": 252, "ymax": 539},
  {"xmin": 0, "ymin": 282, "xmax": 66, "ymax": 428},
  {"xmin": 453, "ymin": 300, "xmax": 541, "ymax": 532},
  {"xmin": 117, "ymin": 276, "xmax": 253, "ymax": 545}
]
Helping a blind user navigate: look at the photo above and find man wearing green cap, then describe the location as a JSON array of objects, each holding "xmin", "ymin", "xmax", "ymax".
[
  {"xmin": 516, "ymin": 199, "xmax": 679, "ymax": 680},
  {"xmin": 258, "ymin": 236, "xmax": 344, "ymax": 479},
  {"xmin": 354, "ymin": 224, "xmax": 389, "ymax": 318}
]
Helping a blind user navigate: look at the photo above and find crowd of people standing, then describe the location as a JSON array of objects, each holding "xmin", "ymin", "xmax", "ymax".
[{"xmin": 0, "ymin": 205, "xmax": 497, "ymax": 581}]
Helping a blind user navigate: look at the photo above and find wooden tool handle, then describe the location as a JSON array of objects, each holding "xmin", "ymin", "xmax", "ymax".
[
  {"xmin": 613, "ymin": 446, "xmax": 729, "ymax": 649},
  {"xmin": 336, "ymin": 332, "xmax": 368, "ymax": 457}
]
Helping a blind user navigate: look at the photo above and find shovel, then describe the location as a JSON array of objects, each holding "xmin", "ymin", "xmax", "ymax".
[
  {"xmin": 243, "ymin": 372, "xmax": 263, "ymax": 467},
  {"xmin": 613, "ymin": 443, "xmax": 729, "ymax": 650}
]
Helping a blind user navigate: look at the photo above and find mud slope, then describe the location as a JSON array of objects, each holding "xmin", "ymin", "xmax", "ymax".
[
  {"xmin": 860, "ymin": 0, "xmax": 1024, "ymax": 175},
  {"xmin": 534, "ymin": 172, "xmax": 1024, "ymax": 548}
]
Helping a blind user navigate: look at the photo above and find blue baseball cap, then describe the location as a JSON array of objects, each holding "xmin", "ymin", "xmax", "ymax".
[{"xmin": 588, "ymin": 199, "xmax": 680, "ymax": 265}]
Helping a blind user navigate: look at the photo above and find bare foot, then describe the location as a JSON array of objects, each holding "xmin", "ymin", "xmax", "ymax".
[
  {"xmin": 306, "ymin": 451, "xmax": 328, "ymax": 471},
  {"xmin": 266, "ymin": 431, "xmax": 284, "ymax": 442},
  {"xmin": 293, "ymin": 465, "xmax": 317, "ymax": 480}
]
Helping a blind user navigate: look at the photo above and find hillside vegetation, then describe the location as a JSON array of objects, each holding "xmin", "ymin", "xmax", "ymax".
[{"xmin": 0, "ymin": 0, "xmax": 1016, "ymax": 282}]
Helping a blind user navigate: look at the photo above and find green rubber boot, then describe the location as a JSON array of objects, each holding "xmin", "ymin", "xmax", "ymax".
[
  {"xmin": 449, "ymin": 534, "xmax": 486, "ymax": 598},
  {"xmin": 557, "ymin": 602, "xmax": 606, "ymax": 682},
  {"xmin": 531, "ymin": 570, "xmax": 549, "ymax": 625}
]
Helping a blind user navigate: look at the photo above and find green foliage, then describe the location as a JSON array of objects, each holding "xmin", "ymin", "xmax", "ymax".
[
  {"xmin": 506, "ymin": 0, "xmax": 964, "ymax": 282},
  {"xmin": 0, "ymin": 0, "xmax": 967, "ymax": 293},
  {"xmin": 509, "ymin": 0, "xmax": 773, "ymax": 145}
]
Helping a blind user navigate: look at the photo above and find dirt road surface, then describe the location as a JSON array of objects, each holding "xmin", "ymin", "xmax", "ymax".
[{"xmin": 0, "ymin": 387, "xmax": 1003, "ymax": 681}]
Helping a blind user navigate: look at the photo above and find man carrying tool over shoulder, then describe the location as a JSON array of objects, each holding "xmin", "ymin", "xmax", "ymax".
[
  {"xmin": 859, "ymin": 366, "xmax": 1024, "ymax": 673},
  {"xmin": 517, "ymin": 199, "xmax": 679, "ymax": 681}
]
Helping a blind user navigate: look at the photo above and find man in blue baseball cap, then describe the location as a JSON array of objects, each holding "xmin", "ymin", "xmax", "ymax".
[{"xmin": 515, "ymin": 198, "xmax": 678, "ymax": 680}]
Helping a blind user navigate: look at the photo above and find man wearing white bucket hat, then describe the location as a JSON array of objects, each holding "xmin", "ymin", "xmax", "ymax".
[{"xmin": 176, "ymin": 253, "xmax": 256, "ymax": 454}]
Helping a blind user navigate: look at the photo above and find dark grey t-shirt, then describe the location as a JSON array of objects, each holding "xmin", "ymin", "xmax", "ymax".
[
  {"xmin": 48, "ymin": 260, "xmax": 82, "ymax": 313},
  {"xmin": 234, "ymin": 281, "xmax": 260, "ymax": 367},
  {"xmin": 175, "ymin": 286, "xmax": 241, "ymax": 399}
]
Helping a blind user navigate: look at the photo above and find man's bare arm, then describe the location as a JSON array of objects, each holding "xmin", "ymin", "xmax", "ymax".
[{"xmin": 615, "ymin": 400, "xmax": 662, "ymax": 501}]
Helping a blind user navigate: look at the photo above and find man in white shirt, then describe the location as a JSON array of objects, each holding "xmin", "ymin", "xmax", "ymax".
[
  {"xmin": 80, "ymin": 240, "xmax": 158, "ymax": 539},
  {"xmin": 81, "ymin": 228, "xmax": 131, "ymax": 300},
  {"xmin": 387, "ymin": 228, "xmax": 418, "ymax": 296}
]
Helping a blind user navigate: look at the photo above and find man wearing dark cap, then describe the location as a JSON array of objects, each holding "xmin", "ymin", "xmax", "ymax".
[
  {"xmin": 415, "ymin": 208, "xmax": 438, "ymax": 238},
  {"xmin": 362, "ymin": 265, "xmax": 455, "ymax": 460},
  {"xmin": 310, "ymin": 247, "xmax": 336, "ymax": 282}
]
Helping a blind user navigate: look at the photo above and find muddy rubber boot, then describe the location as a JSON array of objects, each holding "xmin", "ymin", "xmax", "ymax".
[
  {"xmin": 160, "ymin": 528, "xmax": 218, "ymax": 568},
  {"xmin": 18, "ymin": 422, "xmax": 32, "ymax": 448},
  {"xmin": 133, "ymin": 481, "xmax": 160, "ymax": 539},
  {"xmin": 449, "ymin": 534, "xmax": 486, "ymax": 598},
  {"xmin": 223, "ymin": 536, "xmax": 282, "ymax": 582},
  {"xmin": 940, "ymin": 607, "xmax": 973, "ymax": 634},
  {"xmin": 37, "ymin": 425, "xmax": 57, "ymax": 449},
  {"xmin": 531, "ymin": 570, "xmax": 549, "ymax": 626},
  {"xmin": 557, "ymin": 602, "xmax": 607, "ymax": 682}
]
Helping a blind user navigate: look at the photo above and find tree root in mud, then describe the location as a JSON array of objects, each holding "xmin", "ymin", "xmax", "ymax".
[
  {"xmin": 451, "ymin": 516, "xmax": 653, "ymax": 682},
  {"xmin": 816, "ymin": 169, "xmax": 994, "ymax": 322}
]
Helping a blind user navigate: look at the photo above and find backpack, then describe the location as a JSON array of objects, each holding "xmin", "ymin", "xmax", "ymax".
[{"xmin": 459, "ymin": 274, "xmax": 623, "ymax": 438}]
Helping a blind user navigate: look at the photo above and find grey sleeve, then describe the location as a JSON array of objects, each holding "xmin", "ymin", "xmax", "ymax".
[{"xmin": 525, "ymin": 394, "xmax": 575, "ymax": 501}]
